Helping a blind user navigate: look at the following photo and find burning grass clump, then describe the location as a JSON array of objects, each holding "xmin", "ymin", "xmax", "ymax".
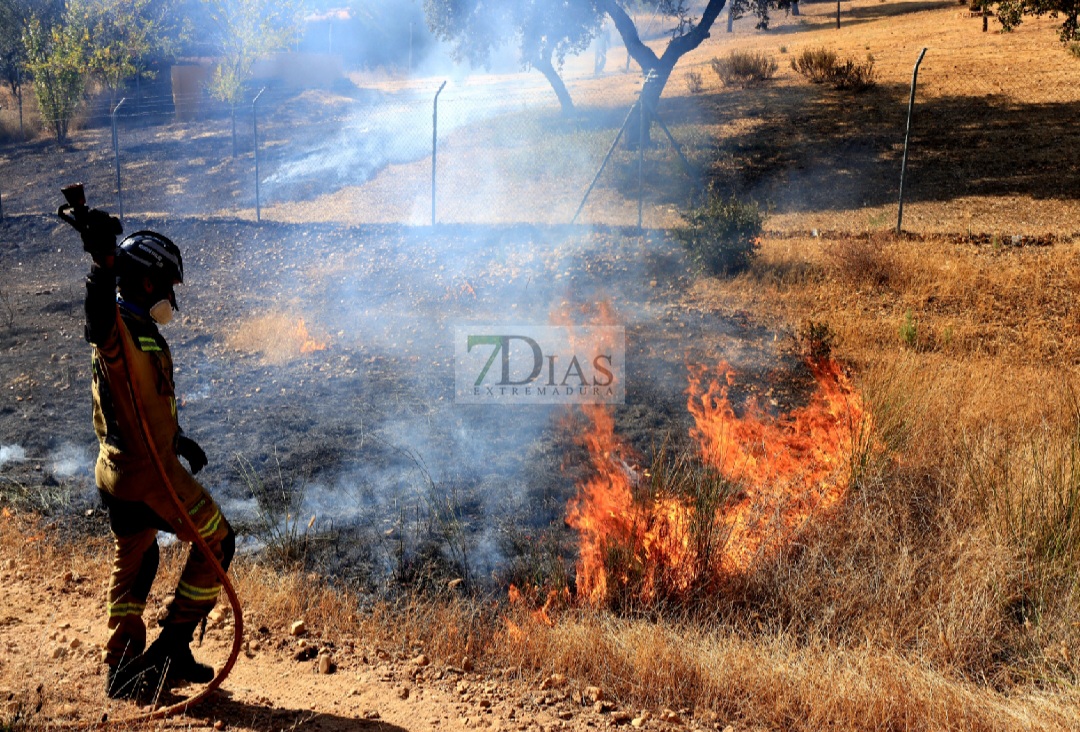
[{"xmin": 566, "ymin": 357, "xmax": 867, "ymax": 611}]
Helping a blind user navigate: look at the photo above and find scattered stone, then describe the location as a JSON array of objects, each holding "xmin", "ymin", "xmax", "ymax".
[
  {"xmin": 397, "ymin": 686, "xmax": 410, "ymax": 700},
  {"xmin": 557, "ymin": 710, "xmax": 573, "ymax": 720},
  {"xmin": 69, "ymin": 638, "xmax": 82, "ymax": 650},
  {"xmin": 462, "ymin": 655, "xmax": 474, "ymax": 672},
  {"xmin": 208, "ymin": 606, "xmax": 230, "ymax": 627},
  {"xmin": 584, "ymin": 686, "xmax": 604, "ymax": 704},
  {"xmin": 721, "ymin": 727, "xmax": 734, "ymax": 732},
  {"xmin": 317, "ymin": 653, "xmax": 336, "ymax": 675},
  {"xmin": 540, "ymin": 674, "xmax": 566, "ymax": 690},
  {"xmin": 4, "ymin": 559, "xmax": 16, "ymax": 571},
  {"xmin": 478, "ymin": 699, "xmax": 492, "ymax": 709},
  {"xmin": 213, "ymin": 720, "xmax": 225, "ymax": 730},
  {"xmin": 412, "ymin": 654, "xmax": 430, "ymax": 667},
  {"xmin": 594, "ymin": 701, "xmax": 613, "ymax": 714},
  {"xmin": 57, "ymin": 622, "xmax": 71, "ymax": 630},
  {"xmin": 659, "ymin": 709, "xmax": 681, "ymax": 725},
  {"xmin": 631, "ymin": 718, "xmax": 646, "ymax": 729},
  {"xmin": 362, "ymin": 710, "xmax": 381, "ymax": 721},
  {"xmin": 611, "ymin": 711, "xmax": 633, "ymax": 725},
  {"xmin": 293, "ymin": 646, "xmax": 318, "ymax": 662},
  {"xmin": 249, "ymin": 639, "xmax": 260, "ymax": 652},
  {"xmin": 289, "ymin": 620, "xmax": 307, "ymax": 636},
  {"xmin": 51, "ymin": 645, "xmax": 66, "ymax": 660},
  {"xmin": 375, "ymin": 648, "xmax": 391, "ymax": 661}
]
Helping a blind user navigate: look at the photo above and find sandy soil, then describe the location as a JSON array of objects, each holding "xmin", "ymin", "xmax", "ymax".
[{"xmin": 1, "ymin": 515, "xmax": 705, "ymax": 732}]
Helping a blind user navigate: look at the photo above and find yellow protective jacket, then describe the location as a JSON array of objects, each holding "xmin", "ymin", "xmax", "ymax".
[{"xmin": 85, "ymin": 262, "xmax": 182, "ymax": 500}]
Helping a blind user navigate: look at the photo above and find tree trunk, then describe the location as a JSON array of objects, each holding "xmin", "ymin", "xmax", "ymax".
[
  {"xmin": 231, "ymin": 105, "xmax": 237, "ymax": 158},
  {"xmin": 602, "ymin": 0, "xmax": 726, "ymax": 147},
  {"xmin": 628, "ymin": 63, "xmax": 674, "ymax": 147},
  {"xmin": 727, "ymin": 4, "xmax": 734, "ymax": 32},
  {"xmin": 534, "ymin": 50, "xmax": 575, "ymax": 116},
  {"xmin": 791, "ymin": 2, "xmax": 800, "ymax": 16}
]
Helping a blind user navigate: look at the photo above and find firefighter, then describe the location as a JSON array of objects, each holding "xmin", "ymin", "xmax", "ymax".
[{"xmin": 78, "ymin": 211, "xmax": 235, "ymax": 700}]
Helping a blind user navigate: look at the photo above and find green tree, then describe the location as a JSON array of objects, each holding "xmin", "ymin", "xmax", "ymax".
[
  {"xmin": 202, "ymin": 0, "xmax": 298, "ymax": 156},
  {"xmin": 424, "ymin": 0, "xmax": 603, "ymax": 115},
  {"xmin": 23, "ymin": 3, "xmax": 87, "ymax": 143},
  {"xmin": 77, "ymin": 0, "xmax": 181, "ymax": 106},
  {"xmin": 1, "ymin": 0, "xmax": 62, "ymax": 138},
  {"xmin": 996, "ymin": 0, "xmax": 1079, "ymax": 41}
]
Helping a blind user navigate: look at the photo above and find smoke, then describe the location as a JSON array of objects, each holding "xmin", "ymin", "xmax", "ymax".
[
  {"xmin": 48, "ymin": 443, "xmax": 92, "ymax": 478},
  {"xmin": 0, "ymin": 444, "xmax": 27, "ymax": 466}
]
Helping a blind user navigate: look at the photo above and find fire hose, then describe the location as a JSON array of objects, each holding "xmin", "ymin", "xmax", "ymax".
[{"xmin": 56, "ymin": 191, "xmax": 243, "ymax": 727}]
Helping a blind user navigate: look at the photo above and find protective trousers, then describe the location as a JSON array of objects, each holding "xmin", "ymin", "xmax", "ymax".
[{"xmin": 98, "ymin": 459, "xmax": 234, "ymax": 668}]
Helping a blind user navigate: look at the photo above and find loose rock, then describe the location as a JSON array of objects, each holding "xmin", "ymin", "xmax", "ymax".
[
  {"xmin": 660, "ymin": 709, "xmax": 681, "ymax": 724},
  {"xmin": 540, "ymin": 673, "xmax": 566, "ymax": 690},
  {"xmin": 290, "ymin": 620, "xmax": 307, "ymax": 636},
  {"xmin": 317, "ymin": 653, "xmax": 336, "ymax": 674}
]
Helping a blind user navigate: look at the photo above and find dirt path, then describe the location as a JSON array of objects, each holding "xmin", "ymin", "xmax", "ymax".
[{"xmin": 0, "ymin": 518, "xmax": 692, "ymax": 732}]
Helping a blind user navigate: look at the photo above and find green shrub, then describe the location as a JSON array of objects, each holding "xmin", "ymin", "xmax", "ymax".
[
  {"xmin": 678, "ymin": 191, "xmax": 765, "ymax": 276},
  {"xmin": 899, "ymin": 310, "xmax": 918, "ymax": 348},
  {"xmin": 710, "ymin": 50, "xmax": 778, "ymax": 88}
]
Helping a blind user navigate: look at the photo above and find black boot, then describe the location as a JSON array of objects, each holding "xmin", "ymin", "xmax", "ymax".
[
  {"xmin": 140, "ymin": 621, "xmax": 215, "ymax": 688},
  {"xmin": 105, "ymin": 658, "xmax": 144, "ymax": 700}
]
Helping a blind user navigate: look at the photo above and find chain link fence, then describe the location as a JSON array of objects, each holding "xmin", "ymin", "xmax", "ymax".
[{"xmin": 1, "ymin": 21, "xmax": 1077, "ymax": 236}]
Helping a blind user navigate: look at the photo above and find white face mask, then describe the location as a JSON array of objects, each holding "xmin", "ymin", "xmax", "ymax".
[{"xmin": 149, "ymin": 300, "xmax": 174, "ymax": 325}]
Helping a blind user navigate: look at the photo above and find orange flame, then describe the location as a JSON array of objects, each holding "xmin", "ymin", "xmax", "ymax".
[
  {"xmin": 566, "ymin": 358, "xmax": 866, "ymax": 606},
  {"xmin": 295, "ymin": 318, "xmax": 327, "ymax": 353},
  {"xmin": 688, "ymin": 358, "xmax": 865, "ymax": 574}
]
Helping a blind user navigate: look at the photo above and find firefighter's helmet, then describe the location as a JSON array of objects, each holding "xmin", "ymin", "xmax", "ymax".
[{"xmin": 118, "ymin": 231, "xmax": 183, "ymax": 284}]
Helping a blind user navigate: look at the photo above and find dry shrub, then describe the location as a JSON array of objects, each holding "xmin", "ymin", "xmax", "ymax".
[
  {"xmin": 791, "ymin": 47, "xmax": 876, "ymax": 91},
  {"xmin": 824, "ymin": 237, "xmax": 898, "ymax": 288},
  {"xmin": 685, "ymin": 69, "xmax": 705, "ymax": 94},
  {"xmin": 710, "ymin": 50, "xmax": 778, "ymax": 88},
  {"xmin": 791, "ymin": 47, "xmax": 838, "ymax": 84}
]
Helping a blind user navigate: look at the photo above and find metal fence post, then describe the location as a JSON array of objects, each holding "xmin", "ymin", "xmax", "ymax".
[
  {"xmin": 253, "ymin": 87, "xmax": 266, "ymax": 223},
  {"xmin": 638, "ymin": 92, "xmax": 645, "ymax": 231},
  {"xmin": 111, "ymin": 98, "xmax": 127, "ymax": 221},
  {"xmin": 897, "ymin": 48, "xmax": 927, "ymax": 235},
  {"xmin": 432, "ymin": 81, "xmax": 447, "ymax": 227}
]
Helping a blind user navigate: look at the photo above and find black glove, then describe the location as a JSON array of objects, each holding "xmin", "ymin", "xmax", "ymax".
[
  {"xmin": 79, "ymin": 208, "xmax": 123, "ymax": 264},
  {"xmin": 176, "ymin": 434, "xmax": 208, "ymax": 475}
]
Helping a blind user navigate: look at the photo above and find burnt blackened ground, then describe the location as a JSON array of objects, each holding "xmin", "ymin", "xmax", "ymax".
[{"xmin": 0, "ymin": 214, "xmax": 813, "ymax": 593}]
